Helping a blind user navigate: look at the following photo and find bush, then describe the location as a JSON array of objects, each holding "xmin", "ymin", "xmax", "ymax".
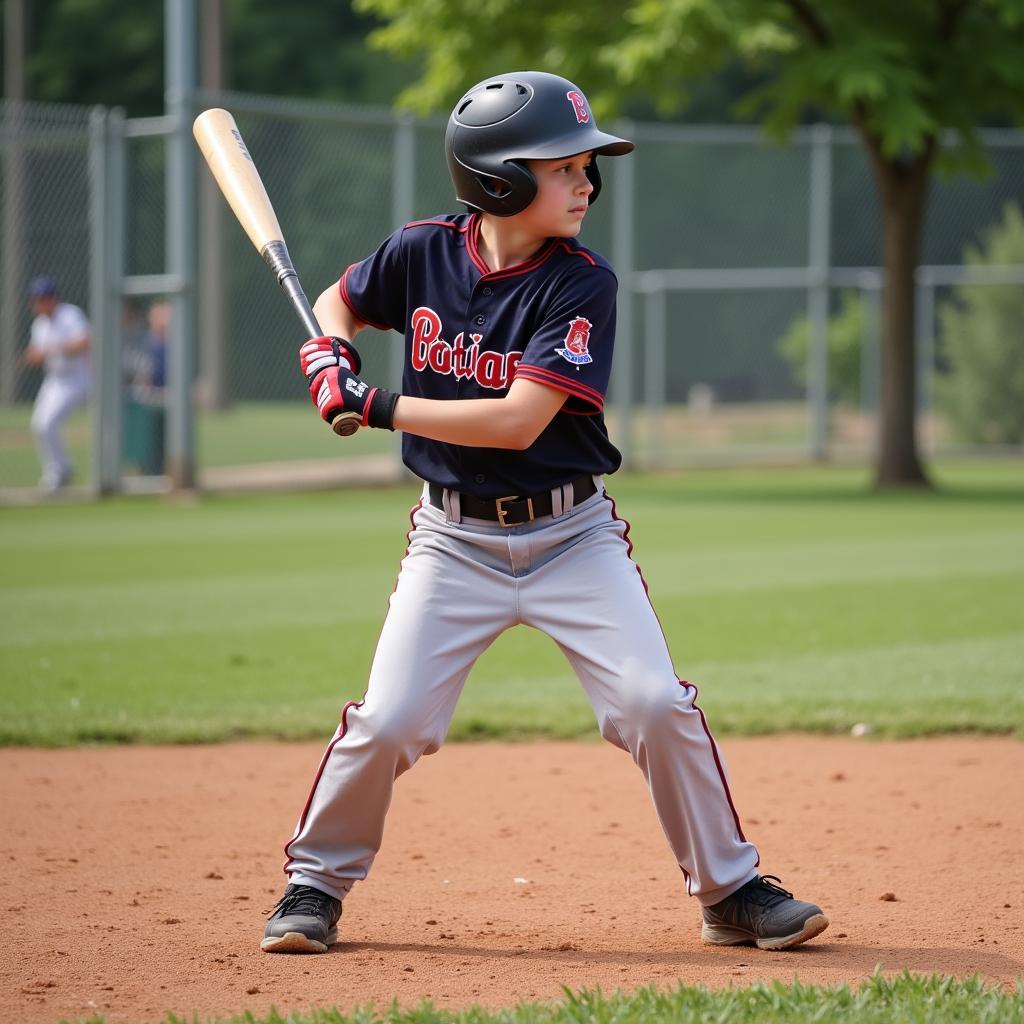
[
  {"xmin": 936, "ymin": 202, "xmax": 1024, "ymax": 445},
  {"xmin": 777, "ymin": 290, "xmax": 866, "ymax": 405}
]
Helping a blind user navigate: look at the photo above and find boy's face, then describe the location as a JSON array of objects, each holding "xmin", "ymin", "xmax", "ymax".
[
  {"xmin": 30, "ymin": 295, "xmax": 59, "ymax": 317},
  {"xmin": 519, "ymin": 151, "xmax": 595, "ymax": 238}
]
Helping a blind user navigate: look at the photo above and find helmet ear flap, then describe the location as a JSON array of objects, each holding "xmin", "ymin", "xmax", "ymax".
[
  {"xmin": 585, "ymin": 156, "xmax": 603, "ymax": 206},
  {"xmin": 473, "ymin": 161, "xmax": 537, "ymax": 216}
]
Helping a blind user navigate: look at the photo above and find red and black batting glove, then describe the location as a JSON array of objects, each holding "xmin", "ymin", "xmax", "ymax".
[
  {"xmin": 299, "ymin": 336, "xmax": 361, "ymax": 383},
  {"xmin": 308, "ymin": 365, "xmax": 399, "ymax": 430}
]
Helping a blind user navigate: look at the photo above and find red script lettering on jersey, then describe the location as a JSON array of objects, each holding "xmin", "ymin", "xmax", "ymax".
[{"xmin": 410, "ymin": 306, "xmax": 522, "ymax": 391}]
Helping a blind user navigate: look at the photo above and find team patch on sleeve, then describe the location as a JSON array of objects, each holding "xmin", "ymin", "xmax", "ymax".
[{"xmin": 555, "ymin": 317, "xmax": 594, "ymax": 366}]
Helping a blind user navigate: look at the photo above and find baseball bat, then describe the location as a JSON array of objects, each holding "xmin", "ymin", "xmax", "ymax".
[{"xmin": 192, "ymin": 107, "xmax": 359, "ymax": 437}]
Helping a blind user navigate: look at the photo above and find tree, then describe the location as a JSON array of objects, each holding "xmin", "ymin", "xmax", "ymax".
[
  {"xmin": 16, "ymin": 0, "xmax": 419, "ymax": 116},
  {"xmin": 356, "ymin": 0, "xmax": 1024, "ymax": 486}
]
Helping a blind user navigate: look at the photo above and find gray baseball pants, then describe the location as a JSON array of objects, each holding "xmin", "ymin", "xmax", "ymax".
[{"xmin": 284, "ymin": 480, "xmax": 759, "ymax": 907}]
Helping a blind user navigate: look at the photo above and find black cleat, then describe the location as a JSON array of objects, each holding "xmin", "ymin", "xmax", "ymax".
[
  {"xmin": 701, "ymin": 874, "xmax": 829, "ymax": 950},
  {"xmin": 261, "ymin": 883, "xmax": 342, "ymax": 953}
]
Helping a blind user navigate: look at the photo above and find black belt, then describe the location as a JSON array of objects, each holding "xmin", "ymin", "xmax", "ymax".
[{"xmin": 427, "ymin": 474, "xmax": 598, "ymax": 527}]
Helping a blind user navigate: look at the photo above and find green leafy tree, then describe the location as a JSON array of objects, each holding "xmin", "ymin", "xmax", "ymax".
[
  {"xmin": 16, "ymin": 0, "xmax": 418, "ymax": 116},
  {"xmin": 357, "ymin": 0, "xmax": 1024, "ymax": 486},
  {"xmin": 778, "ymin": 290, "xmax": 866, "ymax": 406},
  {"xmin": 935, "ymin": 203, "xmax": 1024, "ymax": 445}
]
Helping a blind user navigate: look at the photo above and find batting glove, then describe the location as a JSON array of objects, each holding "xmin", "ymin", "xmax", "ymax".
[
  {"xmin": 309, "ymin": 366, "xmax": 398, "ymax": 431},
  {"xmin": 299, "ymin": 336, "xmax": 361, "ymax": 383}
]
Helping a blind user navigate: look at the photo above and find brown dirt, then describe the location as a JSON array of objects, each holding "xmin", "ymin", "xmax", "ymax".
[{"xmin": 2, "ymin": 737, "xmax": 1021, "ymax": 1024}]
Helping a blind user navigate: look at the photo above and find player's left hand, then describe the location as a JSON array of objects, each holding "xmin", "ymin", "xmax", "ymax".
[
  {"xmin": 299, "ymin": 336, "xmax": 361, "ymax": 383},
  {"xmin": 309, "ymin": 365, "xmax": 398, "ymax": 431}
]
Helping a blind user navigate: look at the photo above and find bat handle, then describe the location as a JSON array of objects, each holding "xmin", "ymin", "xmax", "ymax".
[
  {"xmin": 329, "ymin": 412, "xmax": 361, "ymax": 437},
  {"xmin": 264, "ymin": 241, "xmax": 357, "ymax": 437}
]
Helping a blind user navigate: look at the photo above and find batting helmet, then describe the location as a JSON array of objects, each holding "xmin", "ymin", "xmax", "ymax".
[{"xmin": 445, "ymin": 71, "xmax": 634, "ymax": 217}]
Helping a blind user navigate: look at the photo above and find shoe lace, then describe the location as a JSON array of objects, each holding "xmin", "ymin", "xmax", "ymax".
[
  {"xmin": 745, "ymin": 875, "xmax": 794, "ymax": 907},
  {"xmin": 271, "ymin": 885, "xmax": 334, "ymax": 919}
]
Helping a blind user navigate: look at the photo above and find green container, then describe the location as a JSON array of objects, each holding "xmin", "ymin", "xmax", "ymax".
[{"xmin": 123, "ymin": 399, "xmax": 166, "ymax": 475}]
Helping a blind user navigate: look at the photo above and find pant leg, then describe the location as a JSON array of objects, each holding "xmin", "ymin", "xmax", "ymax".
[
  {"xmin": 284, "ymin": 501, "xmax": 519, "ymax": 901},
  {"xmin": 520, "ymin": 492, "xmax": 759, "ymax": 906},
  {"xmin": 31, "ymin": 375, "xmax": 88, "ymax": 485}
]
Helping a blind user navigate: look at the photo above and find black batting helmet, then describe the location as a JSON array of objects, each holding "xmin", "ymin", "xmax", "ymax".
[{"xmin": 445, "ymin": 71, "xmax": 634, "ymax": 217}]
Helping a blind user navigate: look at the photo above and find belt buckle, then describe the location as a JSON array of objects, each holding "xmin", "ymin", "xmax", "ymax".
[{"xmin": 495, "ymin": 494, "xmax": 534, "ymax": 527}]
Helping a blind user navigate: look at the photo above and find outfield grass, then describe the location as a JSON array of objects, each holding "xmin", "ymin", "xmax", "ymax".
[
  {"xmin": 1, "ymin": 461, "xmax": 1022, "ymax": 745},
  {"xmin": 0, "ymin": 403, "xmax": 396, "ymax": 488},
  {"xmin": 71, "ymin": 973, "xmax": 1024, "ymax": 1024}
]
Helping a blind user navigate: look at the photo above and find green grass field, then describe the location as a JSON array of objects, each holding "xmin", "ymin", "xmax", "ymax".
[
  {"xmin": 69, "ymin": 973, "xmax": 1024, "ymax": 1024},
  {"xmin": 1, "ymin": 460, "xmax": 1022, "ymax": 746},
  {"xmin": 0, "ymin": 402, "xmax": 397, "ymax": 487}
]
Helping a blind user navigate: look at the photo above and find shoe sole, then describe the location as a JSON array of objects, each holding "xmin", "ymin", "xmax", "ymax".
[
  {"xmin": 702, "ymin": 912, "xmax": 829, "ymax": 950},
  {"xmin": 260, "ymin": 927, "xmax": 338, "ymax": 954}
]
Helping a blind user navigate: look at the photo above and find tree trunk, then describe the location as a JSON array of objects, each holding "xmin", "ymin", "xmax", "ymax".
[{"xmin": 871, "ymin": 153, "xmax": 933, "ymax": 487}]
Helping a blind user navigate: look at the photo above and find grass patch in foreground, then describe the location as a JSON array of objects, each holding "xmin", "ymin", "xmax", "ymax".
[{"xmin": 70, "ymin": 972, "xmax": 1024, "ymax": 1024}]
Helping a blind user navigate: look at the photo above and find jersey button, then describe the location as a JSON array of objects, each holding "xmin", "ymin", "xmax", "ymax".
[
  {"xmin": 474, "ymin": 314, "xmax": 486, "ymax": 325},
  {"xmin": 474, "ymin": 473, "xmax": 486, "ymax": 484},
  {"xmin": 482, "ymin": 286, "xmax": 493, "ymax": 296}
]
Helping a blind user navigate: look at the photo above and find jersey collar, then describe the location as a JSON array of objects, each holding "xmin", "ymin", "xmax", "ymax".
[{"xmin": 466, "ymin": 213, "xmax": 559, "ymax": 282}]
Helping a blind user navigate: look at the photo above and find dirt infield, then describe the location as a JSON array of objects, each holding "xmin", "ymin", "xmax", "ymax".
[{"xmin": 2, "ymin": 737, "xmax": 1021, "ymax": 1024}]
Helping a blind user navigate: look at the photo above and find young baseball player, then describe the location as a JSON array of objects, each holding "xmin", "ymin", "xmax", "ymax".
[
  {"xmin": 263, "ymin": 71, "xmax": 829, "ymax": 954},
  {"xmin": 23, "ymin": 276, "xmax": 91, "ymax": 493}
]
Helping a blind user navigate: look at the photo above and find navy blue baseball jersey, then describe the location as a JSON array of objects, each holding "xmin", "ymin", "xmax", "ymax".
[{"xmin": 338, "ymin": 213, "xmax": 622, "ymax": 497}]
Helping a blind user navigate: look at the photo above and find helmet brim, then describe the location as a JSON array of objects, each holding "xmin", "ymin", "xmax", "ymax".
[{"xmin": 511, "ymin": 128, "xmax": 634, "ymax": 161}]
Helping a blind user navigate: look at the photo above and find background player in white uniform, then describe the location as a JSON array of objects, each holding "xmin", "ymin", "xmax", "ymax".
[
  {"xmin": 23, "ymin": 276, "xmax": 91, "ymax": 493},
  {"xmin": 263, "ymin": 72, "xmax": 829, "ymax": 955}
]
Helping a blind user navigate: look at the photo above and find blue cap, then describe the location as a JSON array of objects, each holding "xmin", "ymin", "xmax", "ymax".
[{"xmin": 29, "ymin": 275, "xmax": 60, "ymax": 298}]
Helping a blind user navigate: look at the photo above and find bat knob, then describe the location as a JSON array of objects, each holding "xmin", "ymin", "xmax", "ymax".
[{"xmin": 331, "ymin": 413, "xmax": 360, "ymax": 437}]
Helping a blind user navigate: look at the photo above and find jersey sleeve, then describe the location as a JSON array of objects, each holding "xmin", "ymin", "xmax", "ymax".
[
  {"xmin": 337, "ymin": 227, "xmax": 407, "ymax": 333},
  {"xmin": 58, "ymin": 304, "xmax": 91, "ymax": 340},
  {"xmin": 514, "ymin": 265, "xmax": 617, "ymax": 414}
]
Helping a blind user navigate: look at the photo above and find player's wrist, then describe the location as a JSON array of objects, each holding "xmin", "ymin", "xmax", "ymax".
[{"xmin": 365, "ymin": 388, "xmax": 399, "ymax": 430}]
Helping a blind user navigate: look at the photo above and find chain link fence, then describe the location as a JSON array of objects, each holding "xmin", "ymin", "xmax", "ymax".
[{"xmin": 2, "ymin": 94, "xmax": 1023, "ymax": 495}]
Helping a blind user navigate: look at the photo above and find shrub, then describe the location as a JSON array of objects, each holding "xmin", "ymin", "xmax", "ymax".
[
  {"xmin": 777, "ymin": 290, "xmax": 866, "ymax": 406},
  {"xmin": 936, "ymin": 202, "xmax": 1024, "ymax": 445}
]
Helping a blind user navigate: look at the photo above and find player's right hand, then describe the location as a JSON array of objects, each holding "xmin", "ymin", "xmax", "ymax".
[{"xmin": 299, "ymin": 336, "xmax": 361, "ymax": 383}]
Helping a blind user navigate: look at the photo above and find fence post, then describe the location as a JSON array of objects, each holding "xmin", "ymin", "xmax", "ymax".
[
  {"xmin": 198, "ymin": 4, "xmax": 229, "ymax": 412},
  {"xmin": 389, "ymin": 111, "xmax": 415, "ymax": 476},
  {"xmin": 642, "ymin": 279, "xmax": 666, "ymax": 467},
  {"xmin": 87, "ymin": 107, "xmax": 115, "ymax": 495},
  {"xmin": 0, "ymin": 101, "xmax": 27, "ymax": 405},
  {"xmin": 89, "ymin": 107, "xmax": 127, "ymax": 495},
  {"xmin": 165, "ymin": 0, "xmax": 198, "ymax": 490},
  {"xmin": 914, "ymin": 268, "xmax": 936, "ymax": 455},
  {"xmin": 612, "ymin": 120, "xmax": 636, "ymax": 467},
  {"xmin": 1, "ymin": 0, "xmax": 27, "ymax": 405},
  {"xmin": 859, "ymin": 270, "xmax": 882, "ymax": 458},
  {"xmin": 807, "ymin": 123, "xmax": 832, "ymax": 461}
]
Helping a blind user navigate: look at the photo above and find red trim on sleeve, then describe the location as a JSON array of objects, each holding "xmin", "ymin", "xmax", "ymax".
[
  {"xmin": 514, "ymin": 363, "xmax": 605, "ymax": 411},
  {"xmin": 339, "ymin": 265, "xmax": 391, "ymax": 332}
]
